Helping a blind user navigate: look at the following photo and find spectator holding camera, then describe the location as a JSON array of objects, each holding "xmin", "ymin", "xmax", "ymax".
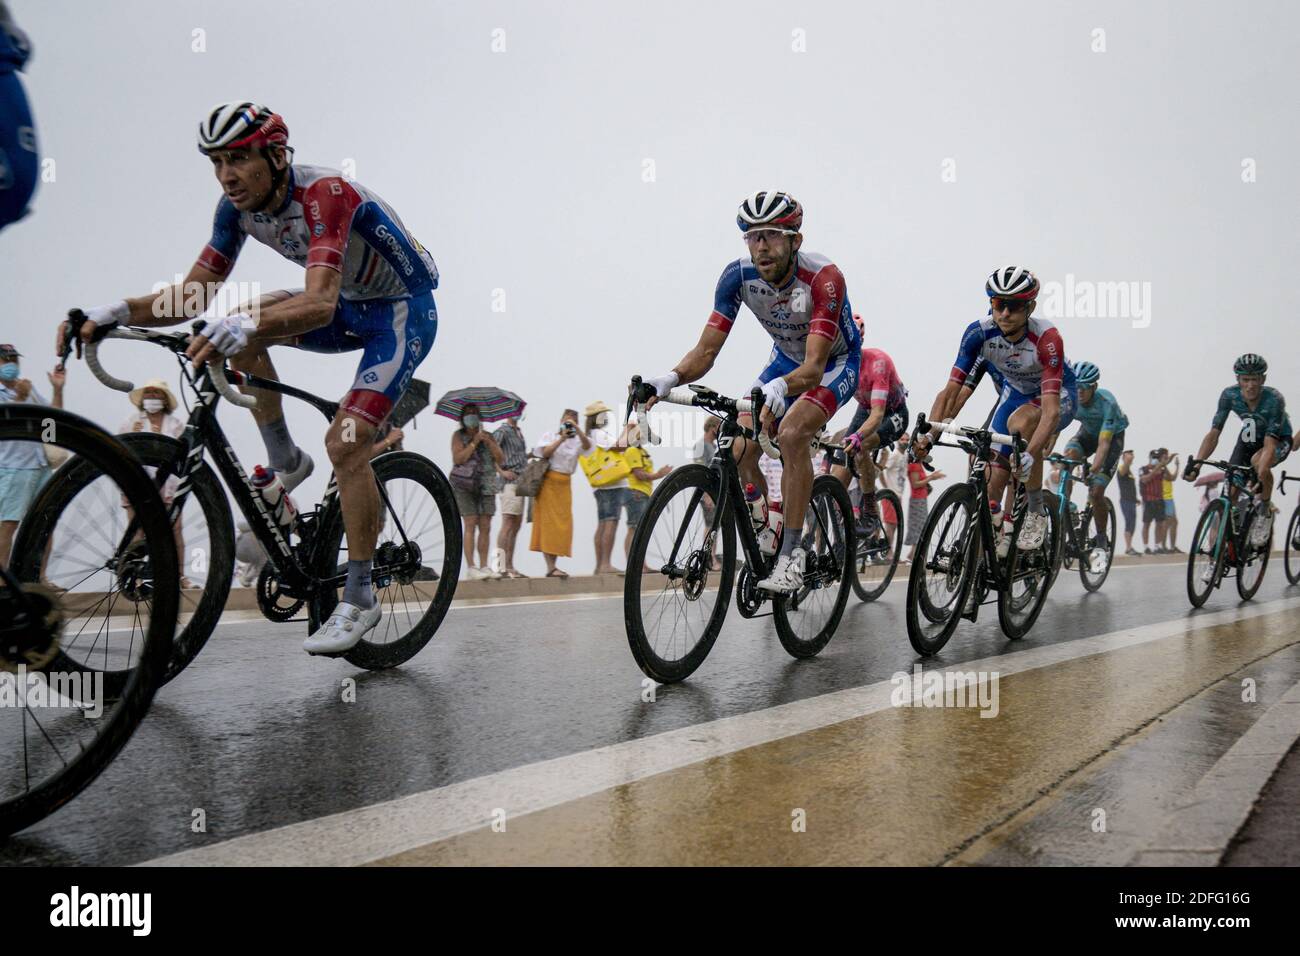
[
  {"xmin": 530, "ymin": 409, "xmax": 591, "ymax": 578},
  {"xmin": 450, "ymin": 402, "xmax": 513, "ymax": 580}
]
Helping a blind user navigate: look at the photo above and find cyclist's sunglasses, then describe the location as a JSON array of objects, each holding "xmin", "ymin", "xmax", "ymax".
[
  {"xmin": 743, "ymin": 228, "xmax": 797, "ymax": 245},
  {"xmin": 989, "ymin": 297, "xmax": 1032, "ymax": 314}
]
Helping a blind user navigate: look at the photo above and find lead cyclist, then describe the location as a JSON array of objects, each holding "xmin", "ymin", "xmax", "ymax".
[{"xmin": 57, "ymin": 102, "xmax": 440, "ymax": 655}]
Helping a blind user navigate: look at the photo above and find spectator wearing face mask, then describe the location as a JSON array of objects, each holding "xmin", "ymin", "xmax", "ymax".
[
  {"xmin": 585, "ymin": 400, "xmax": 627, "ymax": 574},
  {"xmin": 118, "ymin": 378, "xmax": 184, "ymax": 439},
  {"xmin": 0, "ymin": 344, "xmax": 64, "ymax": 569},
  {"xmin": 450, "ymin": 403, "xmax": 514, "ymax": 580},
  {"xmin": 531, "ymin": 409, "xmax": 591, "ymax": 578},
  {"xmin": 117, "ymin": 378, "xmax": 196, "ymax": 585}
]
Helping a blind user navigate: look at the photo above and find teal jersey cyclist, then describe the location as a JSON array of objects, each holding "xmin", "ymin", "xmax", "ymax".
[
  {"xmin": 1062, "ymin": 361, "xmax": 1128, "ymax": 545},
  {"xmin": 1186, "ymin": 353, "xmax": 1292, "ymax": 527},
  {"xmin": 60, "ymin": 102, "xmax": 440, "ymax": 657}
]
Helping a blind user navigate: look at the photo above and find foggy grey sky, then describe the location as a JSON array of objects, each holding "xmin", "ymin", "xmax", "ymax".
[{"xmin": 2, "ymin": 1, "xmax": 1297, "ymax": 572}]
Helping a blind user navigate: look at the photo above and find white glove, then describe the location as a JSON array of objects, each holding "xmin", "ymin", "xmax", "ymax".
[
  {"xmin": 646, "ymin": 371, "xmax": 679, "ymax": 398},
  {"xmin": 760, "ymin": 377, "xmax": 788, "ymax": 418},
  {"xmin": 197, "ymin": 314, "xmax": 255, "ymax": 357},
  {"xmin": 83, "ymin": 300, "xmax": 130, "ymax": 332}
]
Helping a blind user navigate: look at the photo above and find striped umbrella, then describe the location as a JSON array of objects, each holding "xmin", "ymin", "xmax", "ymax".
[{"xmin": 434, "ymin": 386, "xmax": 527, "ymax": 424}]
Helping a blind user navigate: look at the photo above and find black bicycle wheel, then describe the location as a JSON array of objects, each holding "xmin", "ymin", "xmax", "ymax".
[
  {"xmin": 309, "ymin": 451, "xmax": 461, "ymax": 670},
  {"xmin": 1236, "ymin": 505, "xmax": 1272, "ymax": 601},
  {"xmin": 773, "ymin": 475, "xmax": 854, "ymax": 659},
  {"xmin": 1079, "ymin": 499, "xmax": 1118, "ymax": 593},
  {"xmin": 624, "ymin": 464, "xmax": 735, "ymax": 683},
  {"xmin": 21, "ymin": 433, "xmax": 233, "ymax": 690},
  {"xmin": 0, "ymin": 407, "xmax": 176, "ymax": 837},
  {"xmin": 998, "ymin": 506, "xmax": 1058, "ymax": 640},
  {"xmin": 906, "ymin": 484, "xmax": 979, "ymax": 657},
  {"xmin": 1285, "ymin": 507, "xmax": 1300, "ymax": 586},
  {"xmin": 851, "ymin": 488, "xmax": 903, "ymax": 603},
  {"xmin": 1187, "ymin": 500, "xmax": 1227, "ymax": 608}
]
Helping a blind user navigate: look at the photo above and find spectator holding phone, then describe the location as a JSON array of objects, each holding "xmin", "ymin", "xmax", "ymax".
[{"xmin": 531, "ymin": 409, "xmax": 590, "ymax": 578}]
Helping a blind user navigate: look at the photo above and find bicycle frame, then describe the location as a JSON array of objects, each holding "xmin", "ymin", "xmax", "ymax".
[
  {"xmin": 1046, "ymin": 454, "xmax": 1092, "ymax": 561},
  {"xmin": 75, "ymin": 324, "xmax": 415, "ymax": 598}
]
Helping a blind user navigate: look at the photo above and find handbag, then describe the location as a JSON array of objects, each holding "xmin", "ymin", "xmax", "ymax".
[
  {"xmin": 516, "ymin": 456, "xmax": 549, "ymax": 497},
  {"xmin": 449, "ymin": 437, "xmax": 482, "ymax": 492},
  {"xmin": 580, "ymin": 447, "xmax": 631, "ymax": 488}
]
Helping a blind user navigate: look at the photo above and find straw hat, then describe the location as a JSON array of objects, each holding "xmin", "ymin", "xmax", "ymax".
[
  {"xmin": 584, "ymin": 400, "xmax": 612, "ymax": 417},
  {"xmin": 130, "ymin": 378, "xmax": 178, "ymax": 413}
]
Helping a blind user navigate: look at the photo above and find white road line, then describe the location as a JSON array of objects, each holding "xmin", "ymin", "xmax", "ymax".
[{"xmin": 139, "ymin": 595, "xmax": 1300, "ymax": 867}]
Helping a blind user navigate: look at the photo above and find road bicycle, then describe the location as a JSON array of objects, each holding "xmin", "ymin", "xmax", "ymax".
[
  {"xmin": 837, "ymin": 446, "xmax": 904, "ymax": 604},
  {"xmin": 622, "ymin": 379, "xmax": 855, "ymax": 683},
  {"xmin": 1, "ymin": 405, "xmax": 178, "ymax": 836},
  {"xmin": 904, "ymin": 415, "xmax": 1057, "ymax": 656},
  {"xmin": 42, "ymin": 313, "xmax": 461, "ymax": 688},
  {"xmin": 1186, "ymin": 457, "xmax": 1273, "ymax": 607},
  {"xmin": 1044, "ymin": 453, "xmax": 1116, "ymax": 593},
  {"xmin": 1282, "ymin": 472, "xmax": 1300, "ymax": 586}
]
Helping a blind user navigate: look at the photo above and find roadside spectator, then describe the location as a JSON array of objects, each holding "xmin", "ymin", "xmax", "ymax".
[
  {"xmin": 234, "ymin": 520, "xmax": 268, "ymax": 588},
  {"xmin": 1139, "ymin": 450, "xmax": 1166, "ymax": 554},
  {"xmin": 0, "ymin": 345, "xmax": 63, "ymax": 569},
  {"xmin": 1198, "ymin": 474, "xmax": 1223, "ymax": 513},
  {"xmin": 1115, "ymin": 450, "xmax": 1140, "ymax": 556},
  {"xmin": 622, "ymin": 424, "xmax": 671, "ymax": 569},
  {"xmin": 450, "ymin": 402, "xmax": 513, "ymax": 580},
  {"xmin": 491, "ymin": 414, "xmax": 529, "ymax": 578},
  {"xmin": 1160, "ymin": 449, "xmax": 1181, "ymax": 552},
  {"xmin": 118, "ymin": 378, "xmax": 184, "ymax": 440},
  {"xmin": 531, "ymin": 409, "xmax": 590, "ymax": 578},
  {"xmin": 690, "ymin": 416, "xmax": 720, "ymax": 465},
  {"xmin": 690, "ymin": 417, "xmax": 722, "ymax": 568},
  {"xmin": 117, "ymin": 377, "xmax": 193, "ymax": 585},
  {"xmin": 882, "ymin": 433, "xmax": 910, "ymax": 548},
  {"xmin": 759, "ymin": 449, "xmax": 783, "ymax": 505},
  {"xmin": 903, "ymin": 457, "xmax": 945, "ymax": 564},
  {"xmin": 585, "ymin": 400, "xmax": 627, "ymax": 575}
]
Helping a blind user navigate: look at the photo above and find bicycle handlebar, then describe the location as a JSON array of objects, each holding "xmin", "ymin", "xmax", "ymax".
[
  {"xmin": 913, "ymin": 413, "xmax": 1024, "ymax": 454},
  {"xmin": 79, "ymin": 324, "xmax": 258, "ymax": 409}
]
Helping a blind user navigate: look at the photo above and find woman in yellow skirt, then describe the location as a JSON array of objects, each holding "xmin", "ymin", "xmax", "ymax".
[{"xmin": 530, "ymin": 409, "xmax": 590, "ymax": 577}]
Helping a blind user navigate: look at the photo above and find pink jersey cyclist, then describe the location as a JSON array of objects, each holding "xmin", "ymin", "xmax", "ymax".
[{"xmin": 847, "ymin": 346, "xmax": 910, "ymax": 447}]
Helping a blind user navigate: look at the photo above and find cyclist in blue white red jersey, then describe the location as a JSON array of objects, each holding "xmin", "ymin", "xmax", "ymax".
[
  {"xmin": 0, "ymin": 2, "xmax": 37, "ymax": 232},
  {"xmin": 642, "ymin": 190, "xmax": 861, "ymax": 593},
  {"xmin": 1186, "ymin": 353, "xmax": 1292, "ymax": 542},
  {"xmin": 61, "ymin": 102, "xmax": 439, "ymax": 655},
  {"xmin": 1062, "ymin": 361, "xmax": 1128, "ymax": 548},
  {"xmin": 918, "ymin": 266, "xmax": 1077, "ymax": 553}
]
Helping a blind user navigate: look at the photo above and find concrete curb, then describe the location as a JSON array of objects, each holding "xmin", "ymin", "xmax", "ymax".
[{"xmin": 1131, "ymin": 675, "xmax": 1300, "ymax": 867}]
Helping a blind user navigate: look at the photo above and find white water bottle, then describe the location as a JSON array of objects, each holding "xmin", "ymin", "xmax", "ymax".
[
  {"xmin": 251, "ymin": 464, "xmax": 297, "ymax": 534},
  {"xmin": 761, "ymin": 502, "xmax": 785, "ymax": 556}
]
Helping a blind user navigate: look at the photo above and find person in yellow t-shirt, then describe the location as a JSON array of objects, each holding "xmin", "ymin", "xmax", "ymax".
[{"xmin": 622, "ymin": 435, "xmax": 671, "ymax": 570}]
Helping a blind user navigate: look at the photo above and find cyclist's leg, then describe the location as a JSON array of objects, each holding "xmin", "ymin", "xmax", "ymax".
[
  {"xmin": 231, "ymin": 289, "xmax": 317, "ymax": 470},
  {"xmin": 1088, "ymin": 431, "xmax": 1123, "ymax": 536},
  {"xmin": 774, "ymin": 351, "xmax": 857, "ymax": 543},
  {"xmin": 737, "ymin": 346, "xmax": 797, "ymax": 498},
  {"xmin": 325, "ymin": 293, "xmax": 437, "ymax": 607},
  {"xmin": 988, "ymin": 387, "xmax": 1036, "ymax": 508},
  {"xmin": 1253, "ymin": 434, "xmax": 1284, "ymax": 503}
]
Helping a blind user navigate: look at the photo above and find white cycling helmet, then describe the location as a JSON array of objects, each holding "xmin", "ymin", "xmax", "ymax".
[
  {"xmin": 985, "ymin": 265, "xmax": 1040, "ymax": 301},
  {"xmin": 197, "ymin": 101, "xmax": 289, "ymax": 154},
  {"xmin": 736, "ymin": 189, "xmax": 803, "ymax": 233}
]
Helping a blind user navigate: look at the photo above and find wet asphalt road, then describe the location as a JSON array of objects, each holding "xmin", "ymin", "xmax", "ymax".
[{"xmin": 3, "ymin": 561, "xmax": 1297, "ymax": 866}]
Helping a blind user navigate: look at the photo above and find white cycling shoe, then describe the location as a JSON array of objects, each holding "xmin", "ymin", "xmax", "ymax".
[
  {"xmin": 1017, "ymin": 511, "xmax": 1049, "ymax": 551},
  {"xmin": 304, "ymin": 600, "xmax": 381, "ymax": 656},
  {"xmin": 758, "ymin": 548, "xmax": 806, "ymax": 594},
  {"xmin": 280, "ymin": 451, "xmax": 315, "ymax": 494}
]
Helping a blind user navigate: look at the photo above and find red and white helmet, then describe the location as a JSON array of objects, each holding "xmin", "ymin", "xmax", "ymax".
[
  {"xmin": 197, "ymin": 101, "xmax": 289, "ymax": 154},
  {"xmin": 985, "ymin": 265, "xmax": 1040, "ymax": 301},
  {"xmin": 737, "ymin": 189, "xmax": 803, "ymax": 233}
]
